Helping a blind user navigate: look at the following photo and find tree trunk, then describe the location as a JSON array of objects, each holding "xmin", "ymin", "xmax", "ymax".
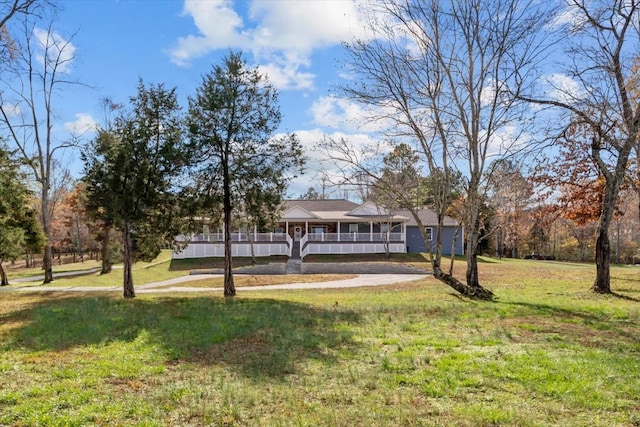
[
  {"xmin": 122, "ymin": 222, "xmax": 136, "ymax": 298},
  {"xmin": 222, "ymin": 149, "xmax": 235, "ymax": 297},
  {"xmin": 42, "ymin": 244, "xmax": 54, "ymax": 283},
  {"xmin": 592, "ymin": 187, "xmax": 615, "ymax": 293},
  {"xmin": 592, "ymin": 228, "xmax": 611, "ymax": 293},
  {"xmin": 434, "ymin": 266, "xmax": 493, "ymax": 300},
  {"xmin": 466, "ymin": 239, "xmax": 480, "ymax": 287},
  {"xmin": 592, "ymin": 165, "xmax": 625, "ymax": 294},
  {"xmin": 0, "ymin": 262, "xmax": 8, "ymax": 286},
  {"xmin": 249, "ymin": 231, "xmax": 256, "ymax": 266},
  {"xmin": 466, "ymin": 224, "xmax": 481, "ymax": 288},
  {"xmin": 40, "ymin": 187, "xmax": 54, "ymax": 284},
  {"xmin": 463, "ymin": 187, "xmax": 493, "ymax": 298},
  {"xmin": 419, "ymin": 210, "xmax": 492, "ymax": 300},
  {"xmin": 223, "ymin": 217, "xmax": 235, "ymax": 296},
  {"xmin": 100, "ymin": 224, "xmax": 113, "ymax": 275}
]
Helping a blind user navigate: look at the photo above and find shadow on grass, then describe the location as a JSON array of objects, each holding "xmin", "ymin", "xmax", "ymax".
[
  {"xmin": 610, "ymin": 292, "xmax": 640, "ymax": 302},
  {"xmin": 502, "ymin": 300, "xmax": 639, "ymax": 345},
  {"xmin": 4, "ymin": 294, "xmax": 361, "ymax": 378}
]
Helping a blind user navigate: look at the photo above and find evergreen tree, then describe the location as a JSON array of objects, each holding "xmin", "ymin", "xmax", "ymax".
[
  {"xmin": 83, "ymin": 81, "xmax": 191, "ymax": 298},
  {"xmin": 187, "ymin": 51, "xmax": 304, "ymax": 297},
  {"xmin": 0, "ymin": 144, "xmax": 43, "ymax": 285}
]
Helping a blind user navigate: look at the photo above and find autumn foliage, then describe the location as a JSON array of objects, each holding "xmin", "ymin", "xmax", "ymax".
[{"xmin": 532, "ymin": 121, "xmax": 625, "ymax": 227}]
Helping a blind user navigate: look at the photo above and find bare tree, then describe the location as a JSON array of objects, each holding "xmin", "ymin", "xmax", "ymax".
[
  {"xmin": 0, "ymin": 0, "xmax": 42, "ymax": 28},
  {"xmin": 0, "ymin": 1, "xmax": 51, "ymax": 71},
  {"xmin": 518, "ymin": 0, "xmax": 640, "ymax": 293},
  {"xmin": 336, "ymin": 0, "xmax": 549, "ymax": 298},
  {"xmin": 0, "ymin": 15, "xmax": 79, "ymax": 283}
]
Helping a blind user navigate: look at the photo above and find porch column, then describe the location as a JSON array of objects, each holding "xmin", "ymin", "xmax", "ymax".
[
  {"xmin": 403, "ymin": 222, "xmax": 406, "ymax": 246},
  {"xmin": 370, "ymin": 221, "xmax": 373, "ymax": 241},
  {"xmin": 337, "ymin": 221, "xmax": 341, "ymax": 241}
]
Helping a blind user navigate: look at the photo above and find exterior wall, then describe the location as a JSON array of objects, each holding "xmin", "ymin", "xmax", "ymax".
[{"xmin": 406, "ymin": 225, "xmax": 464, "ymax": 255}]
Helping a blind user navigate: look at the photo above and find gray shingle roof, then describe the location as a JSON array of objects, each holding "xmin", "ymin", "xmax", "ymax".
[
  {"xmin": 282, "ymin": 200, "xmax": 458, "ymax": 227},
  {"xmin": 283, "ymin": 199, "xmax": 360, "ymax": 212},
  {"xmin": 394, "ymin": 209, "xmax": 459, "ymax": 227}
]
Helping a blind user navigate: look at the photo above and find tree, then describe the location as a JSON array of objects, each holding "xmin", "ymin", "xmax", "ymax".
[
  {"xmin": 0, "ymin": 13, "xmax": 78, "ymax": 283},
  {"xmin": 83, "ymin": 81, "xmax": 191, "ymax": 298},
  {"xmin": 61, "ymin": 182, "xmax": 96, "ymax": 262},
  {"xmin": 0, "ymin": 0, "xmax": 47, "ymax": 68},
  {"xmin": 337, "ymin": 0, "xmax": 547, "ymax": 298},
  {"xmin": 83, "ymin": 98, "xmax": 123, "ymax": 275},
  {"xmin": 519, "ymin": 1, "xmax": 640, "ymax": 293},
  {"xmin": 486, "ymin": 160, "xmax": 533, "ymax": 258},
  {"xmin": 187, "ymin": 51, "xmax": 305, "ymax": 297},
  {"xmin": 299, "ymin": 187, "xmax": 322, "ymax": 200},
  {"xmin": 0, "ymin": 144, "xmax": 42, "ymax": 285},
  {"xmin": 0, "ymin": 0, "xmax": 42, "ymax": 29}
]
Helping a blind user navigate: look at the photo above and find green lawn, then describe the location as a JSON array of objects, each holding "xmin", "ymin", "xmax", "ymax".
[{"xmin": 0, "ymin": 257, "xmax": 639, "ymax": 426}]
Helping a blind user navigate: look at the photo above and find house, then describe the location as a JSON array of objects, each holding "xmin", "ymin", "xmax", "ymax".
[
  {"xmin": 277, "ymin": 199, "xmax": 408, "ymax": 258},
  {"xmin": 172, "ymin": 199, "xmax": 463, "ymax": 259}
]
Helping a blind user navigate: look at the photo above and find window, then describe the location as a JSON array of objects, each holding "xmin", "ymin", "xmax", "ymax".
[
  {"xmin": 424, "ymin": 227, "xmax": 433, "ymax": 241},
  {"xmin": 274, "ymin": 227, "xmax": 284, "ymax": 234},
  {"xmin": 380, "ymin": 223, "xmax": 389, "ymax": 233},
  {"xmin": 312, "ymin": 226, "xmax": 326, "ymax": 234},
  {"xmin": 349, "ymin": 224, "xmax": 358, "ymax": 235}
]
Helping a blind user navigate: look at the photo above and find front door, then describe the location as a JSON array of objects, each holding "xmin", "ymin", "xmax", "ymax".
[{"xmin": 294, "ymin": 226, "xmax": 302, "ymax": 241}]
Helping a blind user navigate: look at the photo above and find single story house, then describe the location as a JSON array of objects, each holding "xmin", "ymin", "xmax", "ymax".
[{"xmin": 173, "ymin": 199, "xmax": 463, "ymax": 259}]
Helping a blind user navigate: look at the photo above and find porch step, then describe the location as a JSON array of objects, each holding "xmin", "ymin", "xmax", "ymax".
[
  {"xmin": 285, "ymin": 259, "xmax": 302, "ymax": 275},
  {"xmin": 291, "ymin": 241, "xmax": 301, "ymax": 259}
]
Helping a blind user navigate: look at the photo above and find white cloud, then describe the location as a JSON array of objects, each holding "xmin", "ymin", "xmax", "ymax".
[
  {"xmin": 169, "ymin": 0, "xmax": 369, "ymax": 89},
  {"xmin": 310, "ymin": 95, "xmax": 393, "ymax": 133},
  {"xmin": 543, "ymin": 73, "xmax": 585, "ymax": 104},
  {"xmin": 247, "ymin": 0, "xmax": 365, "ymax": 52},
  {"xmin": 284, "ymin": 128, "xmax": 376, "ymax": 197},
  {"xmin": 1, "ymin": 103, "xmax": 21, "ymax": 117},
  {"xmin": 258, "ymin": 52, "xmax": 315, "ymax": 90},
  {"xmin": 170, "ymin": 0, "xmax": 249, "ymax": 66},
  {"xmin": 64, "ymin": 113, "xmax": 98, "ymax": 135},
  {"xmin": 34, "ymin": 27, "xmax": 76, "ymax": 74}
]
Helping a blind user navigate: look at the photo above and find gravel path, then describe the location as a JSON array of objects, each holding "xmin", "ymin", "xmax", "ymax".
[
  {"xmin": 2, "ymin": 273, "xmax": 429, "ymax": 293},
  {"xmin": 2, "ymin": 262, "xmax": 430, "ymax": 294}
]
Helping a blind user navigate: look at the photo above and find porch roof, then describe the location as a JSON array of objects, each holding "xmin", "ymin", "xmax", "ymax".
[{"xmin": 281, "ymin": 207, "xmax": 410, "ymax": 223}]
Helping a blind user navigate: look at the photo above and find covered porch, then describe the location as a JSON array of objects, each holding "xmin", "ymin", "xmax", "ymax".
[{"xmin": 279, "ymin": 201, "xmax": 409, "ymax": 259}]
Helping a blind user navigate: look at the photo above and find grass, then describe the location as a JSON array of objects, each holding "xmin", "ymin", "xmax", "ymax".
[
  {"xmin": 155, "ymin": 274, "xmax": 358, "ymax": 289},
  {"xmin": 5, "ymin": 250, "xmax": 357, "ymax": 289},
  {"xmin": 0, "ymin": 255, "xmax": 639, "ymax": 425}
]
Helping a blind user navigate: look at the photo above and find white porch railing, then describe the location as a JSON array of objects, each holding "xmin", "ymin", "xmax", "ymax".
[
  {"xmin": 173, "ymin": 232, "xmax": 405, "ymax": 259},
  {"xmin": 173, "ymin": 232, "xmax": 291, "ymax": 259},
  {"xmin": 300, "ymin": 232, "xmax": 406, "ymax": 259},
  {"xmin": 186, "ymin": 232, "xmax": 288, "ymax": 242}
]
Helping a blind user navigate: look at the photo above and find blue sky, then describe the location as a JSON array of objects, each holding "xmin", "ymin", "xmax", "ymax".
[
  {"xmin": 4, "ymin": 0, "xmax": 595, "ymax": 200},
  {"xmin": 50, "ymin": 0, "xmax": 373, "ymax": 197}
]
